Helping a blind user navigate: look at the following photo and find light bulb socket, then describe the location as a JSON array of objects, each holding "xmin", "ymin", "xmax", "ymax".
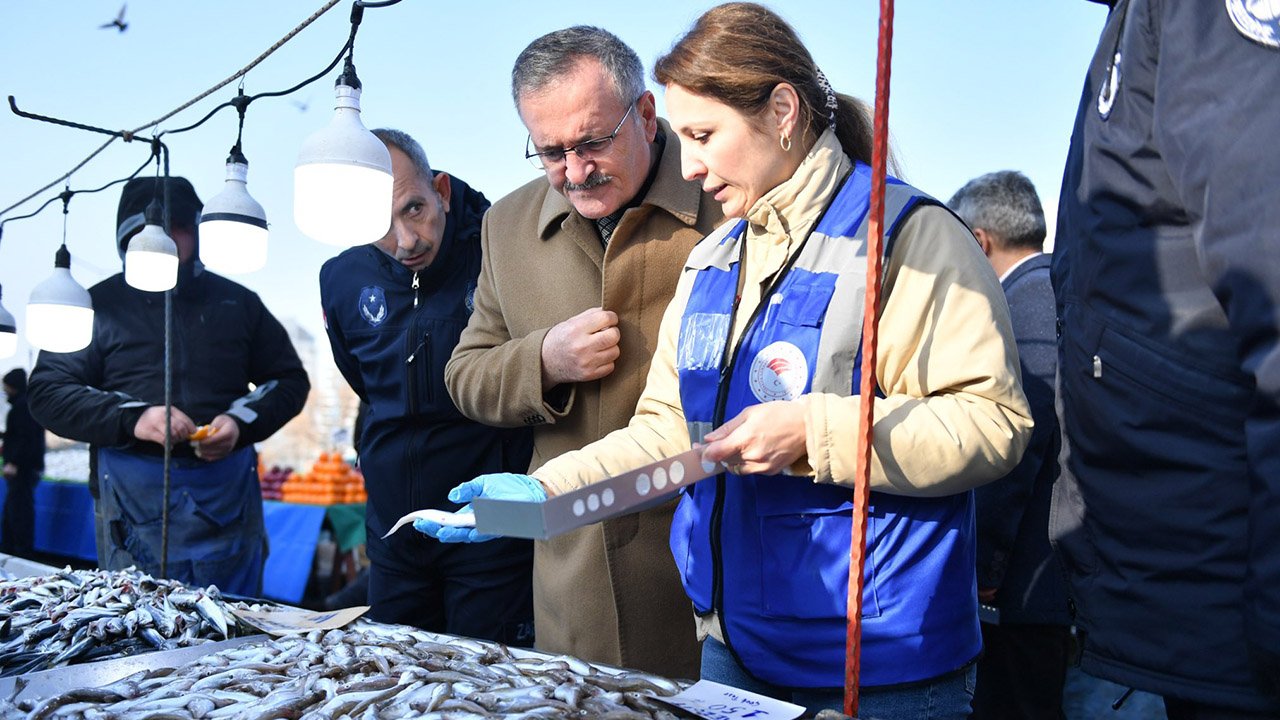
[
  {"xmin": 227, "ymin": 146, "xmax": 249, "ymax": 166},
  {"xmin": 337, "ymin": 57, "xmax": 362, "ymax": 91},
  {"xmin": 144, "ymin": 199, "xmax": 165, "ymax": 227},
  {"xmin": 201, "ymin": 159, "xmax": 268, "ymax": 230},
  {"xmin": 54, "ymin": 245, "xmax": 71, "ymax": 270}
]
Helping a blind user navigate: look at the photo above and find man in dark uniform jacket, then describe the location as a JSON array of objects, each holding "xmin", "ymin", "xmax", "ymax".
[
  {"xmin": 319, "ymin": 129, "xmax": 534, "ymax": 643},
  {"xmin": 1053, "ymin": 1, "xmax": 1280, "ymax": 716}
]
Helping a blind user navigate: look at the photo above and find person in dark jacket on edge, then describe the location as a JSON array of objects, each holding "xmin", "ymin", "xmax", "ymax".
[
  {"xmin": 28, "ymin": 176, "xmax": 309, "ymax": 597},
  {"xmin": 950, "ymin": 171, "xmax": 1072, "ymax": 720},
  {"xmin": 319, "ymin": 129, "xmax": 535, "ymax": 643},
  {"xmin": 1053, "ymin": 1, "xmax": 1280, "ymax": 717},
  {"xmin": 2, "ymin": 368, "xmax": 45, "ymax": 557}
]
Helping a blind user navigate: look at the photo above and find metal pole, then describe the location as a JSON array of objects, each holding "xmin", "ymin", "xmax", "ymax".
[{"xmin": 159, "ymin": 143, "xmax": 173, "ymax": 579}]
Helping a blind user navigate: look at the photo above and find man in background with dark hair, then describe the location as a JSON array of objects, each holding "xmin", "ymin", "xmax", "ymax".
[
  {"xmin": 951, "ymin": 170, "xmax": 1071, "ymax": 720},
  {"xmin": 2, "ymin": 367, "xmax": 45, "ymax": 557},
  {"xmin": 28, "ymin": 176, "xmax": 308, "ymax": 596},
  {"xmin": 320, "ymin": 129, "xmax": 534, "ymax": 643}
]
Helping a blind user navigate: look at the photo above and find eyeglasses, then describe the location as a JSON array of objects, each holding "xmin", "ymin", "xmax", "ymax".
[{"xmin": 525, "ymin": 98, "xmax": 640, "ymax": 170}]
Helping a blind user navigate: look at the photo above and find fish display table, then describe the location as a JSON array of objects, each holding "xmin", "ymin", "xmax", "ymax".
[
  {"xmin": 0, "ymin": 635, "xmax": 266, "ymax": 702},
  {"xmin": 0, "ymin": 621, "xmax": 692, "ymax": 718}
]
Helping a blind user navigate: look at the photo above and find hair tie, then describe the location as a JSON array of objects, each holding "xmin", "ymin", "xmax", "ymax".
[{"xmin": 815, "ymin": 67, "xmax": 838, "ymax": 131}]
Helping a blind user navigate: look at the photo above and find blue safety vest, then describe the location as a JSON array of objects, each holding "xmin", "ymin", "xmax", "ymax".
[{"xmin": 672, "ymin": 162, "xmax": 980, "ymax": 688}]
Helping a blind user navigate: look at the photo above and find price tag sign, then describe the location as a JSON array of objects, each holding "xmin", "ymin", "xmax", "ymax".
[
  {"xmin": 658, "ymin": 680, "xmax": 805, "ymax": 720},
  {"xmin": 229, "ymin": 605, "xmax": 369, "ymax": 636}
]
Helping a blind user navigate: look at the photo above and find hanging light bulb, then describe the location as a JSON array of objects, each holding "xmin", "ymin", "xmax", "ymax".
[
  {"xmin": 200, "ymin": 149, "xmax": 268, "ymax": 273},
  {"xmin": 0, "ymin": 284, "xmax": 17, "ymax": 360},
  {"xmin": 27, "ymin": 245, "xmax": 94, "ymax": 353},
  {"xmin": 294, "ymin": 61, "xmax": 392, "ymax": 247},
  {"xmin": 124, "ymin": 200, "xmax": 179, "ymax": 292}
]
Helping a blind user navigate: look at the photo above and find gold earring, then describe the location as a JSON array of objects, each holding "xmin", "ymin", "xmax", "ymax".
[{"xmin": 780, "ymin": 132, "xmax": 792, "ymax": 152}]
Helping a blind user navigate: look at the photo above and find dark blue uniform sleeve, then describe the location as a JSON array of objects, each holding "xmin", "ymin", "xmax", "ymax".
[
  {"xmin": 975, "ymin": 267, "xmax": 1058, "ymax": 591},
  {"xmin": 1150, "ymin": 3, "xmax": 1280, "ymax": 688}
]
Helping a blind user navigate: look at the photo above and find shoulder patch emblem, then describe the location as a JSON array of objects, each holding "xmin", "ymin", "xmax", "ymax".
[
  {"xmin": 359, "ymin": 285, "xmax": 388, "ymax": 327},
  {"xmin": 749, "ymin": 341, "xmax": 809, "ymax": 403},
  {"xmin": 465, "ymin": 282, "xmax": 476, "ymax": 314},
  {"xmin": 1227, "ymin": 0, "xmax": 1280, "ymax": 49},
  {"xmin": 1097, "ymin": 51, "xmax": 1122, "ymax": 120}
]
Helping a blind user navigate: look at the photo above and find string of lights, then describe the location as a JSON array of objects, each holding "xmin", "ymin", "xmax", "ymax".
[
  {"xmin": 0, "ymin": 0, "xmax": 346, "ymax": 219},
  {"xmin": 0, "ymin": 0, "xmax": 401, "ymax": 358}
]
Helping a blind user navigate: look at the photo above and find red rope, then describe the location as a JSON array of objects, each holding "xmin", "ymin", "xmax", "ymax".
[{"xmin": 845, "ymin": 0, "xmax": 894, "ymax": 716}]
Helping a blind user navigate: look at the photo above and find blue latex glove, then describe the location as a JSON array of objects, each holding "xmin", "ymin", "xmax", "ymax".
[{"xmin": 413, "ymin": 473, "xmax": 547, "ymax": 543}]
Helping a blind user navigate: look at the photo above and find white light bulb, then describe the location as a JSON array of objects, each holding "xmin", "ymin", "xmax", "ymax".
[
  {"xmin": 124, "ymin": 223, "xmax": 179, "ymax": 292},
  {"xmin": 200, "ymin": 158, "xmax": 268, "ymax": 274},
  {"xmin": 27, "ymin": 247, "xmax": 94, "ymax": 353},
  {"xmin": 294, "ymin": 83, "xmax": 392, "ymax": 247}
]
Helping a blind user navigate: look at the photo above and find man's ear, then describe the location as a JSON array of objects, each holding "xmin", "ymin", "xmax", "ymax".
[
  {"xmin": 433, "ymin": 172, "xmax": 452, "ymax": 213},
  {"xmin": 636, "ymin": 90, "xmax": 659, "ymax": 143},
  {"xmin": 972, "ymin": 227, "xmax": 995, "ymax": 257}
]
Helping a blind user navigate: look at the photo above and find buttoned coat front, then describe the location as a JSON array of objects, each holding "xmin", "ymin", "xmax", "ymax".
[{"xmin": 446, "ymin": 121, "xmax": 722, "ymax": 678}]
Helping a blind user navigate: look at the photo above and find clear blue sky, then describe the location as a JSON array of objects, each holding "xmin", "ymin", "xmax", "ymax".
[{"xmin": 0, "ymin": 1, "xmax": 1107, "ymax": 367}]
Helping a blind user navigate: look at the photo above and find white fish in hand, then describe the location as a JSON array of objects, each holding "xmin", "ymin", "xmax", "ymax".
[{"xmin": 382, "ymin": 509, "xmax": 476, "ymax": 539}]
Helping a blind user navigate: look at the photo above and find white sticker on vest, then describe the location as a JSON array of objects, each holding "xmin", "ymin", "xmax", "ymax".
[{"xmin": 748, "ymin": 341, "xmax": 808, "ymax": 403}]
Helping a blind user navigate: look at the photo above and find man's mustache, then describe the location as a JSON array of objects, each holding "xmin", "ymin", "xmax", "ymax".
[{"xmin": 564, "ymin": 173, "xmax": 612, "ymax": 192}]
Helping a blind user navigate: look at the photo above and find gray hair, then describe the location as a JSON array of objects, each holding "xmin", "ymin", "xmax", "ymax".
[
  {"xmin": 372, "ymin": 128, "xmax": 433, "ymax": 181},
  {"xmin": 511, "ymin": 26, "xmax": 645, "ymax": 109},
  {"xmin": 949, "ymin": 170, "xmax": 1046, "ymax": 250}
]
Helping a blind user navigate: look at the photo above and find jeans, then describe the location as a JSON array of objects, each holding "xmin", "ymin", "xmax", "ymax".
[{"xmin": 701, "ymin": 636, "xmax": 976, "ymax": 719}]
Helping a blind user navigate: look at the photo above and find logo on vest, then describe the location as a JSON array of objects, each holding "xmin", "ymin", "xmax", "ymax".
[
  {"xmin": 359, "ymin": 285, "xmax": 388, "ymax": 327},
  {"xmin": 749, "ymin": 341, "xmax": 808, "ymax": 402},
  {"xmin": 1227, "ymin": 0, "xmax": 1280, "ymax": 49},
  {"xmin": 465, "ymin": 281, "xmax": 476, "ymax": 314}
]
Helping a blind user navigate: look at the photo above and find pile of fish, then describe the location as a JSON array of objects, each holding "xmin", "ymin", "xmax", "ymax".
[
  {"xmin": 0, "ymin": 567, "xmax": 255, "ymax": 677},
  {"xmin": 4, "ymin": 623, "xmax": 691, "ymax": 719}
]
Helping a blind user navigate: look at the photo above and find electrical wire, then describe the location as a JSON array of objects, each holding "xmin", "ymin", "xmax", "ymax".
[
  {"xmin": 0, "ymin": 145, "xmax": 157, "ymax": 230},
  {"xmin": 0, "ymin": 0, "xmax": 346, "ymax": 219}
]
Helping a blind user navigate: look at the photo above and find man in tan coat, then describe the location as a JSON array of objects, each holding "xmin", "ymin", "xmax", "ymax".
[{"xmin": 444, "ymin": 26, "xmax": 722, "ymax": 678}]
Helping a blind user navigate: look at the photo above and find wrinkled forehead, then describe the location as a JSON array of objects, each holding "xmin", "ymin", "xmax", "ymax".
[{"xmin": 518, "ymin": 62, "xmax": 629, "ymax": 146}]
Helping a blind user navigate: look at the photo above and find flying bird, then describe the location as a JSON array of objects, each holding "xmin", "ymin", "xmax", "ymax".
[
  {"xmin": 100, "ymin": 4, "xmax": 128, "ymax": 33},
  {"xmin": 290, "ymin": 97, "xmax": 311, "ymax": 113}
]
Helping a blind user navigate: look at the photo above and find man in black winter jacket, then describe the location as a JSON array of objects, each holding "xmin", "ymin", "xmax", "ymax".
[
  {"xmin": 319, "ymin": 129, "xmax": 534, "ymax": 643},
  {"xmin": 29, "ymin": 176, "xmax": 309, "ymax": 597},
  {"xmin": 2, "ymin": 368, "xmax": 45, "ymax": 557}
]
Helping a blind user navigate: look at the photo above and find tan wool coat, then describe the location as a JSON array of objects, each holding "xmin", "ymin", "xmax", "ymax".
[{"xmin": 445, "ymin": 120, "xmax": 724, "ymax": 679}]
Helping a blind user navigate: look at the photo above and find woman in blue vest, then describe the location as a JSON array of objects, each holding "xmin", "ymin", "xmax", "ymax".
[{"xmin": 419, "ymin": 4, "xmax": 1031, "ymax": 717}]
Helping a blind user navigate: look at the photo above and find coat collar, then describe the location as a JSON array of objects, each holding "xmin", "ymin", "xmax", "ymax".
[
  {"xmin": 1000, "ymin": 251, "xmax": 1051, "ymax": 288},
  {"xmin": 535, "ymin": 118, "xmax": 703, "ymax": 240}
]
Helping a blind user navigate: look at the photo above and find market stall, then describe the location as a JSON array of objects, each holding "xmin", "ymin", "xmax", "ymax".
[{"xmin": 0, "ymin": 479, "xmax": 365, "ymax": 604}]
